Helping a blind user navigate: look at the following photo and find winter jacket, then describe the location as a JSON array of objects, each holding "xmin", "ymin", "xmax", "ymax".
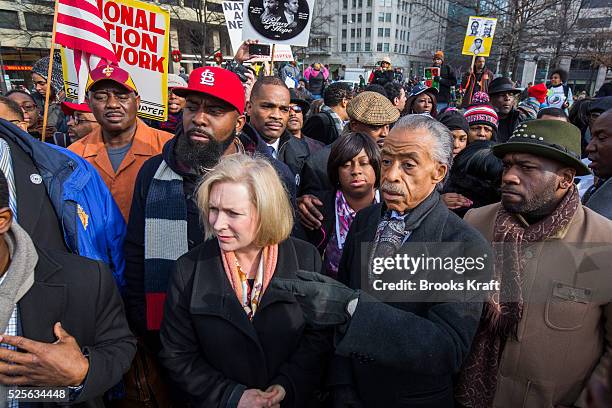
[
  {"xmin": 436, "ymin": 64, "xmax": 457, "ymax": 103},
  {"xmin": 0, "ymin": 119, "xmax": 126, "ymax": 290}
]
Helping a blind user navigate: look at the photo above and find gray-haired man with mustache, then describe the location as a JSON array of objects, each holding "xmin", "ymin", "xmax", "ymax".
[{"xmin": 272, "ymin": 115, "xmax": 490, "ymax": 407}]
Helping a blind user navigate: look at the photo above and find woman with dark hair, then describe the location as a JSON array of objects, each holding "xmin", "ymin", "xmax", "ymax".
[
  {"xmin": 402, "ymin": 84, "xmax": 438, "ymax": 117},
  {"xmin": 304, "ymin": 132, "xmax": 380, "ymax": 278},
  {"xmin": 441, "ymin": 140, "xmax": 503, "ymax": 217}
]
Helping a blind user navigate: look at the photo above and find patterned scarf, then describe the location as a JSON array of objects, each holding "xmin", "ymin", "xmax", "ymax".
[
  {"xmin": 368, "ymin": 191, "xmax": 440, "ymax": 283},
  {"xmin": 221, "ymin": 245, "xmax": 278, "ymax": 320},
  {"xmin": 455, "ymin": 185, "xmax": 579, "ymax": 408},
  {"xmin": 324, "ymin": 191, "xmax": 357, "ymax": 278}
]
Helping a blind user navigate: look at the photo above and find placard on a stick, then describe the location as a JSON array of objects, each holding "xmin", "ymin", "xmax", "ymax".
[
  {"xmin": 461, "ymin": 16, "xmax": 497, "ymax": 57},
  {"xmin": 241, "ymin": 0, "xmax": 315, "ymax": 46}
]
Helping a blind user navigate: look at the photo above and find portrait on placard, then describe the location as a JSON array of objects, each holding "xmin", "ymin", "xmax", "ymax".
[
  {"xmin": 247, "ymin": 0, "xmax": 310, "ymax": 41},
  {"xmin": 462, "ymin": 16, "xmax": 497, "ymax": 57}
]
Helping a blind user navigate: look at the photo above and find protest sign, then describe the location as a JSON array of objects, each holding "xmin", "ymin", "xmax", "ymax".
[
  {"xmin": 461, "ymin": 16, "xmax": 497, "ymax": 57},
  {"xmin": 61, "ymin": 0, "xmax": 170, "ymax": 121},
  {"xmin": 223, "ymin": 1, "xmax": 294, "ymax": 61},
  {"xmin": 241, "ymin": 0, "xmax": 314, "ymax": 46}
]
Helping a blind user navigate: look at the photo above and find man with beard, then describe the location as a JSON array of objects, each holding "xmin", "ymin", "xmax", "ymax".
[
  {"xmin": 69, "ymin": 65, "xmax": 173, "ymax": 221},
  {"xmin": 488, "ymin": 77, "xmax": 539, "ymax": 142},
  {"xmin": 124, "ymin": 67, "xmax": 247, "ymax": 341},
  {"xmin": 241, "ymin": 76, "xmax": 310, "ymax": 180},
  {"xmin": 273, "ymin": 115, "xmax": 488, "ymax": 407},
  {"xmin": 261, "ymin": 0, "xmax": 280, "ymax": 22},
  {"xmin": 461, "ymin": 56, "xmax": 494, "ymax": 108},
  {"xmin": 454, "ymin": 120, "xmax": 612, "ymax": 408}
]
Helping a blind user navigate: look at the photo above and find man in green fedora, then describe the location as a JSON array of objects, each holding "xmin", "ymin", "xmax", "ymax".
[{"xmin": 455, "ymin": 120, "xmax": 612, "ymax": 408}]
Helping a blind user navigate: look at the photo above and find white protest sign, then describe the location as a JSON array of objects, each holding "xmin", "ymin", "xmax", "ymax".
[
  {"xmin": 241, "ymin": 0, "xmax": 314, "ymax": 46},
  {"xmin": 223, "ymin": 1, "xmax": 294, "ymax": 61},
  {"xmin": 61, "ymin": 0, "xmax": 170, "ymax": 121}
]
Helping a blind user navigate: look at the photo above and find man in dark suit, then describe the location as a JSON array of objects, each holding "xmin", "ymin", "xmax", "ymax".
[
  {"xmin": 0, "ymin": 171, "xmax": 136, "ymax": 406},
  {"xmin": 275, "ymin": 115, "xmax": 489, "ymax": 407}
]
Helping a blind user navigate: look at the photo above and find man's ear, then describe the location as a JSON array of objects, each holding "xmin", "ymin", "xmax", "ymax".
[
  {"xmin": 432, "ymin": 162, "xmax": 448, "ymax": 185},
  {"xmin": 0, "ymin": 207, "xmax": 13, "ymax": 235},
  {"xmin": 246, "ymin": 101, "xmax": 253, "ymax": 116},
  {"xmin": 558, "ymin": 167, "xmax": 576, "ymax": 190},
  {"xmin": 235, "ymin": 114, "xmax": 247, "ymax": 134}
]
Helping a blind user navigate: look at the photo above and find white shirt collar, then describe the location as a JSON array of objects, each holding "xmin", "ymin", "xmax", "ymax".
[{"xmin": 267, "ymin": 138, "xmax": 281, "ymax": 158}]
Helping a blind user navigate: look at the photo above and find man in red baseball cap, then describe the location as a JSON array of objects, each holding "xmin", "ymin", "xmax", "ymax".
[
  {"xmin": 68, "ymin": 64, "xmax": 173, "ymax": 221},
  {"xmin": 61, "ymin": 101, "xmax": 99, "ymax": 144}
]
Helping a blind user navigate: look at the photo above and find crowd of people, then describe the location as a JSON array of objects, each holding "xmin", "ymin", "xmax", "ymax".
[{"xmin": 0, "ymin": 37, "xmax": 611, "ymax": 408}]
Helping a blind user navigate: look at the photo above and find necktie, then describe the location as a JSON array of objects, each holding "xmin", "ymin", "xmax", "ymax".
[
  {"xmin": 0, "ymin": 138, "xmax": 17, "ymax": 221},
  {"xmin": 267, "ymin": 145, "xmax": 277, "ymax": 159}
]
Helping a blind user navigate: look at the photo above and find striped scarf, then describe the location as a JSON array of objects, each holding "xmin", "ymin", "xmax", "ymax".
[{"xmin": 144, "ymin": 160, "xmax": 188, "ymax": 330}]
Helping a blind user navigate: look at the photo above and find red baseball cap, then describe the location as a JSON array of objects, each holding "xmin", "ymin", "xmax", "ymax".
[
  {"xmin": 172, "ymin": 67, "xmax": 245, "ymax": 113},
  {"xmin": 61, "ymin": 101, "xmax": 92, "ymax": 116},
  {"xmin": 86, "ymin": 64, "xmax": 138, "ymax": 94},
  {"xmin": 528, "ymin": 83, "xmax": 548, "ymax": 104}
]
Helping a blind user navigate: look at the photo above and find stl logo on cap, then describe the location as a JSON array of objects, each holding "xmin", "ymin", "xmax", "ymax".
[
  {"xmin": 200, "ymin": 69, "xmax": 215, "ymax": 86},
  {"xmin": 102, "ymin": 66, "xmax": 114, "ymax": 77}
]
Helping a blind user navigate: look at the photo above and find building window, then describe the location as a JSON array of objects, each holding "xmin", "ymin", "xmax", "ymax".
[
  {"xmin": 24, "ymin": 13, "xmax": 53, "ymax": 31},
  {"xmin": 351, "ymin": 13, "xmax": 356, "ymax": 22},
  {"xmin": 351, "ymin": 28, "xmax": 355, "ymax": 37},
  {"xmin": 342, "ymin": 14, "xmax": 348, "ymax": 24},
  {"xmin": 377, "ymin": 42, "xmax": 383, "ymax": 51},
  {"xmin": 378, "ymin": 28, "xmax": 384, "ymax": 36},
  {"xmin": 366, "ymin": 12, "xmax": 372, "ymax": 22},
  {"xmin": 352, "ymin": 0, "xmax": 357, "ymax": 6},
  {"xmin": 357, "ymin": 28, "xmax": 362, "ymax": 37},
  {"xmin": 396, "ymin": 15, "xmax": 399, "ymax": 24},
  {"xmin": 367, "ymin": 0, "xmax": 372, "ymax": 5},
  {"xmin": 395, "ymin": 29, "xmax": 399, "ymax": 38},
  {"xmin": 365, "ymin": 43, "xmax": 371, "ymax": 51},
  {"xmin": 342, "ymin": 43, "xmax": 347, "ymax": 51},
  {"xmin": 577, "ymin": 17, "xmax": 612, "ymax": 28},
  {"xmin": 351, "ymin": 43, "xmax": 356, "ymax": 51},
  {"xmin": 342, "ymin": 29, "xmax": 347, "ymax": 38},
  {"xmin": 385, "ymin": 13, "xmax": 392, "ymax": 22},
  {"xmin": 378, "ymin": 12, "xmax": 385, "ymax": 22},
  {"xmin": 356, "ymin": 43, "xmax": 362, "ymax": 51},
  {"xmin": 383, "ymin": 43, "xmax": 390, "ymax": 52},
  {"xmin": 385, "ymin": 28, "xmax": 390, "ymax": 37},
  {"xmin": 357, "ymin": 14, "xmax": 362, "ymax": 22},
  {"xmin": 366, "ymin": 27, "xmax": 371, "ymax": 36},
  {"xmin": 406, "ymin": 31, "xmax": 410, "ymax": 41},
  {"xmin": 0, "ymin": 10, "xmax": 20, "ymax": 29},
  {"xmin": 394, "ymin": 44, "xmax": 398, "ymax": 52},
  {"xmin": 359, "ymin": 0, "xmax": 363, "ymax": 6},
  {"xmin": 343, "ymin": 0, "xmax": 348, "ymax": 8}
]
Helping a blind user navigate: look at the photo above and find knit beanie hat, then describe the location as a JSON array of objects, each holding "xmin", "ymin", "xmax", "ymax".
[
  {"xmin": 434, "ymin": 50, "xmax": 444, "ymax": 60},
  {"xmin": 528, "ymin": 83, "xmax": 548, "ymax": 104},
  {"xmin": 471, "ymin": 91, "xmax": 490, "ymax": 105},
  {"xmin": 31, "ymin": 54, "xmax": 64, "ymax": 95},
  {"xmin": 464, "ymin": 105, "xmax": 498, "ymax": 131},
  {"xmin": 438, "ymin": 110, "xmax": 470, "ymax": 135}
]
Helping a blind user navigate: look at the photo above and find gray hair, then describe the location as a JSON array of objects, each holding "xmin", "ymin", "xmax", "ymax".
[{"xmin": 391, "ymin": 114, "xmax": 454, "ymax": 186}]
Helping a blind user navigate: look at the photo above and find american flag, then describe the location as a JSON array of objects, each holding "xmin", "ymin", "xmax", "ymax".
[{"xmin": 55, "ymin": 0, "xmax": 117, "ymax": 102}]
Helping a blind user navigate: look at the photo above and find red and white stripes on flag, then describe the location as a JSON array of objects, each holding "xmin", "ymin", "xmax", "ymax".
[{"xmin": 55, "ymin": 0, "xmax": 117, "ymax": 102}]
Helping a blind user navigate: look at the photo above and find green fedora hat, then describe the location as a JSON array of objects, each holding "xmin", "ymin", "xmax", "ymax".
[{"xmin": 492, "ymin": 120, "xmax": 591, "ymax": 176}]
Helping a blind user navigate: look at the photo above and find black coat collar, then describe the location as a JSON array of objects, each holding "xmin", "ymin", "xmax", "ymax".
[{"xmin": 189, "ymin": 238, "xmax": 301, "ymax": 346}]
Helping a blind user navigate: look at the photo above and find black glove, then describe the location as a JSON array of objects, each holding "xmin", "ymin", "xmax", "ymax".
[{"xmin": 271, "ymin": 270, "xmax": 358, "ymax": 327}]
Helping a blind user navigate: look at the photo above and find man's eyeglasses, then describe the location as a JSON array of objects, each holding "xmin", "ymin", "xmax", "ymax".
[
  {"xmin": 71, "ymin": 115, "xmax": 97, "ymax": 125},
  {"xmin": 289, "ymin": 105, "xmax": 303, "ymax": 113},
  {"xmin": 19, "ymin": 103, "xmax": 37, "ymax": 113}
]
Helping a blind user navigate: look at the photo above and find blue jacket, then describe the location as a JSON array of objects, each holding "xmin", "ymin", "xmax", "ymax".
[{"xmin": 0, "ymin": 119, "xmax": 126, "ymax": 290}]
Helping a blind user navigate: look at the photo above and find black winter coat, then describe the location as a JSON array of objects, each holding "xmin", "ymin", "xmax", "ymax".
[
  {"xmin": 159, "ymin": 238, "xmax": 332, "ymax": 408},
  {"xmin": 22, "ymin": 247, "xmax": 136, "ymax": 407},
  {"xmin": 331, "ymin": 198, "xmax": 488, "ymax": 408}
]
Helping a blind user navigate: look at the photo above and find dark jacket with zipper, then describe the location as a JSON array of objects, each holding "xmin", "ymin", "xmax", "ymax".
[{"xmin": 159, "ymin": 237, "xmax": 333, "ymax": 408}]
